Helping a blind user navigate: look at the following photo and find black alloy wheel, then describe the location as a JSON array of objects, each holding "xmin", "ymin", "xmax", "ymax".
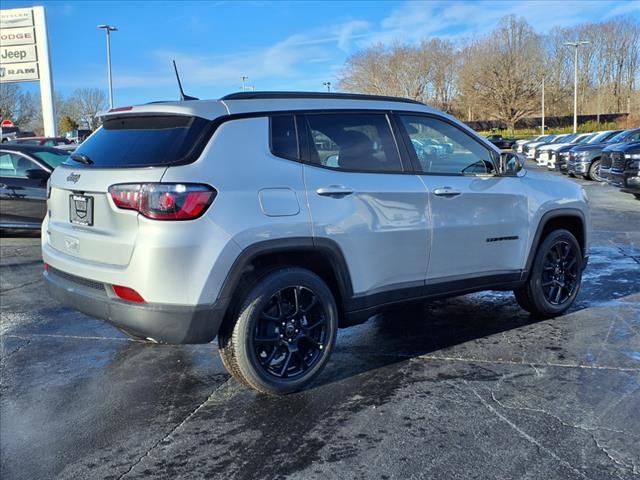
[
  {"xmin": 253, "ymin": 286, "xmax": 329, "ymax": 379},
  {"xmin": 514, "ymin": 229, "xmax": 583, "ymax": 318},
  {"xmin": 540, "ymin": 240, "xmax": 579, "ymax": 305},
  {"xmin": 218, "ymin": 267, "xmax": 337, "ymax": 395}
]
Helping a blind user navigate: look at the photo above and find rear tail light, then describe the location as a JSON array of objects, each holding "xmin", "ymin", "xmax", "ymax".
[
  {"xmin": 109, "ymin": 183, "xmax": 216, "ymax": 220},
  {"xmin": 112, "ymin": 285, "xmax": 145, "ymax": 303}
]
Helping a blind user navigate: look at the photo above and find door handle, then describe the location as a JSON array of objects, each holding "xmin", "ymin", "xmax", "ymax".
[
  {"xmin": 316, "ymin": 185, "xmax": 354, "ymax": 197},
  {"xmin": 433, "ymin": 187, "xmax": 462, "ymax": 198}
]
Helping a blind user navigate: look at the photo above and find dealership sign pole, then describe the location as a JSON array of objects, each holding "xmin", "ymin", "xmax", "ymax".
[{"xmin": 0, "ymin": 6, "xmax": 57, "ymax": 136}]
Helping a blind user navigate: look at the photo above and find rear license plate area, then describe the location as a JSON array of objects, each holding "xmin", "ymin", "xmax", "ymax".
[{"xmin": 69, "ymin": 194, "xmax": 94, "ymax": 226}]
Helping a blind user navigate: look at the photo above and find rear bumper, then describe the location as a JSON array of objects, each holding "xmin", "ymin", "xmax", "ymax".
[{"xmin": 45, "ymin": 268, "xmax": 224, "ymax": 344}]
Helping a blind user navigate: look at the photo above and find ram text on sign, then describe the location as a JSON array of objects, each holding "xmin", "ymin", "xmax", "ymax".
[
  {"xmin": 0, "ymin": 44, "xmax": 37, "ymax": 64},
  {"xmin": 0, "ymin": 62, "xmax": 39, "ymax": 82},
  {"xmin": 0, "ymin": 8, "xmax": 33, "ymax": 28}
]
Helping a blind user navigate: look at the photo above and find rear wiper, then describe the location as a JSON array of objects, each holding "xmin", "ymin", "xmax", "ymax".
[{"xmin": 70, "ymin": 153, "xmax": 93, "ymax": 165}]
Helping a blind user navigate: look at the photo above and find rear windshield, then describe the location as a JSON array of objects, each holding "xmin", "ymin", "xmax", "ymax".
[{"xmin": 64, "ymin": 115, "xmax": 210, "ymax": 168}]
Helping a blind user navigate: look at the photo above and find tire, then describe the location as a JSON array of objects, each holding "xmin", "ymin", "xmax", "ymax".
[
  {"xmin": 587, "ymin": 159, "xmax": 603, "ymax": 181},
  {"xmin": 218, "ymin": 267, "xmax": 338, "ymax": 395},
  {"xmin": 514, "ymin": 229, "xmax": 583, "ymax": 318}
]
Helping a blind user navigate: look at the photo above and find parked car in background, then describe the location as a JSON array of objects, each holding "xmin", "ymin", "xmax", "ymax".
[
  {"xmin": 0, "ymin": 144, "xmax": 69, "ymax": 229},
  {"xmin": 524, "ymin": 134, "xmax": 562, "ymax": 159},
  {"xmin": 546, "ymin": 133, "xmax": 594, "ymax": 170},
  {"xmin": 515, "ymin": 135, "xmax": 543, "ymax": 153},
  {"xmin": 599, "ymin": 130, "xmax": 640, "ymax": 183},
  {"xmin": 54, "ymin": 144, "xmax": 78, "ymax": 153},
  {"xmin": 605, "ymin": 141, "xmax": 640, "ymax": 199},
  {"xmin": 1, "ymin": 126, "xmax": 20, "ymax": 143},
  {"xmin": 1, "ymin": 127, "xmax": 37, "ymax": 143},
  {"xmin": 529, "ymin": 134, "xmax": 571, "ymax": 162},
  {"xmin": 9, "ymin": 137, "xmax": 73, "ymax": 147},
  {"xmin": 65, "ymin": 129, "xmax": 93, "ymax": 144},
  {"xmin": 486, "ymin": 134, "xmax": 517, "ymax": 150},
  {"xmin": 566, "ymin": 129, "xmax": 637, "ymax": 181},
  {"xmin": 535, "ymin": 133, "xmax": 579, "ymax": 167},
  {"xmin": 554, "ymin": 133, "xmax": 602, "ymax": 173}
]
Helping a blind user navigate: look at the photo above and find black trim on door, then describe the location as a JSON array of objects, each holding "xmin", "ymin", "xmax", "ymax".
[{"xmin": 215, "ymin": 237, "xmax": 527, "ymax": 329}]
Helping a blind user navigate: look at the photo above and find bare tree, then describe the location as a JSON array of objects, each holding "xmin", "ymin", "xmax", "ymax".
[
  {"xmin": 67, "ymin": 88, "xmax": 107, "ymax": 129},
  {"xmin": 338, "ymin": 14, "xmax": 638, "ymax": 127},
  {"xmin": 461, "ymin": 16, "xmax": 545, "ymax": 133},
  {"xmin": 0, "ymin": 84, "xmax": 38, "ymax": 128}
]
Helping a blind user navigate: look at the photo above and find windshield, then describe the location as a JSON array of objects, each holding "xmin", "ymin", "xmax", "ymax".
[
  {"xmin": 32, "ymin": 150, "xmax": 70, "ymax": 168},
  {"xmin": 560, "ymin": 134, "xmax": 578, "ymax": 143},
  {"xmin": 65, "ymin": 115, "xmax": 211, "ymax": 168},
  {"xmin": 606, "ymin": 131, "xmax": 630, "ymax": 143},
  {"xmin": 611, "ymin": 129, "xmax": 640, "ymax": 143},
  {"xmin": 576, "ymin": 134, "xmax": 595, "ymax": 144},
  {"xmin": 588, "ymin": 131, "xmax": 615, "ymax": 143}
]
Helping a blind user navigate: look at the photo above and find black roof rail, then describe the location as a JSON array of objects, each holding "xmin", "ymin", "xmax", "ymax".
[{"xmin": 220, "ymin": 91, "xmax": 424, "ymax": 105}]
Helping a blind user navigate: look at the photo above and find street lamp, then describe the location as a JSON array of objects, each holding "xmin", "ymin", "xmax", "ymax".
[
  {"xmin": 564, "ymin": 40, "xmax": 590, "ymax": 133},
  {"xmin": 97, "ymin": 24, "xmax": 117, "ymax": 109},
  {"xmin": 241, "ymin": 76, "xmax": 249, "ymax": 91},
  {"xmin": 323, "ymin": 81, "xmax": 331, "ymax": 93},
  {"xmin": 541, "ymin": 77, "xmax": 545, "ymax": 135}
]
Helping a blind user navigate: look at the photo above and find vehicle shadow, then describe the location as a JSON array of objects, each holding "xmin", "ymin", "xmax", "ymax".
[
  {"xmin": 312, "ymin": 292, "xmax": 549, "ymax": 389},
  {"xmin": 0, "ymin": 229, "xmax": 41, "ymax": 238}
]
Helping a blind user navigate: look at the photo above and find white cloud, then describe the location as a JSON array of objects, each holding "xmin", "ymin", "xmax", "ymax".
[{"xmin": 337, "ymin": 20, "xmax": 371, "ymax": 51}]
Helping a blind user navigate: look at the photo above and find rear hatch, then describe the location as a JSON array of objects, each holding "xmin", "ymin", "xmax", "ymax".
[{"xmin": 46, "ymin": 113, "xmax": 213, "ymax": 266}]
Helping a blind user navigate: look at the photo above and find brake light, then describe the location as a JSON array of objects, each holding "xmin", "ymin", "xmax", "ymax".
[
  {"xmin": 108, "ymin": 183, "xmax": 216, "ymax": 220},
  {"xmin": 112, "ymin": 285, "xmax": 145, "ymax": 303}
]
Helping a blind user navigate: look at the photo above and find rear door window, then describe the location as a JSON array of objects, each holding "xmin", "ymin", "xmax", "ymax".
[
  {"xmin": 65, "ymin": 115, "xmax": 210, "ymax": 168},
  {"xmin": 304, "ymin": 113, "xmax": 402, "ymax": 173}
]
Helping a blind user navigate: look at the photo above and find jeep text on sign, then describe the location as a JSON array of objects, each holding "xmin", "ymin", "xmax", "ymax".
[
  {"xmin": 0, "ymin": 44, "xmax": 37, "ymax": 64},
  {"xmin": 0, "ymin": 62, "xmax": 39, "ymax": 82},
  {"xmin": 0, "ymin": 27, "xmax": 36, "ymax": 46}
]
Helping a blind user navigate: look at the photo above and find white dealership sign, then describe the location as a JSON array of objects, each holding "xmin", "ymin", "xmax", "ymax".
[{"xmin": 0, "ymin": 6, "xmax": 56, "ymax": 136}]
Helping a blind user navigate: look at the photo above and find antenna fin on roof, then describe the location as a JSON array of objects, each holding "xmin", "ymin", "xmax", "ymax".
[{"xmin": 172, "ymin": 60, "xmax": 198, "ymax": 101}]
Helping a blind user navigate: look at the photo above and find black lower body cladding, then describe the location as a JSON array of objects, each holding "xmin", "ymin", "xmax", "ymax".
[{"xmin": 45, "ymin": 268, "xmax": 224, "ymax": 343}]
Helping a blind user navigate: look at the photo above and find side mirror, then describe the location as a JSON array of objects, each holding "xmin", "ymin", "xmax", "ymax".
[
  {"xmin": 25, "ymin": 168, "xmax": 51, "ymax": 181},
  {"xmin": 500, "ymin": 152, "xmax": 524, "ymax": 175}
]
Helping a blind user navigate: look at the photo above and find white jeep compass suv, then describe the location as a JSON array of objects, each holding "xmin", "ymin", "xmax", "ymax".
[{"xmin": 43, "ymin": 92, "xmax": 590, "ymax": 394}]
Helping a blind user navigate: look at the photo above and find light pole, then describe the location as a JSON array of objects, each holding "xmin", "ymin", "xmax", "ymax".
[
  {"xmin": 241, "ymin": 76, "xmax": 248, "ymax": 91},
  {"xmin": 564, "ymin": 40, "xmax": 590, "ymax": 133},
  {"xmin": 323, "ymin": 81, "xmax": 331, "ymax": 93},
  {"xmin": 541, "ymin": 77, "xmax": 545, "ymax": 135},
  {"xmin": 97, "ymin": 24, "xmax": 117, "ymax": 109}
]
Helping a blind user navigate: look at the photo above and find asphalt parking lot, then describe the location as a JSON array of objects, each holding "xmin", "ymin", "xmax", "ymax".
[{"xmin": 1, "ymin": 165, "xmax": 639, "ymax": 480}]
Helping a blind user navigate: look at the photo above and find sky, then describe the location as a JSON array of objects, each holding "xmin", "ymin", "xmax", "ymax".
[{"xmin": 3, "ymin": 0, "xmax": 640, "ymax": 108}]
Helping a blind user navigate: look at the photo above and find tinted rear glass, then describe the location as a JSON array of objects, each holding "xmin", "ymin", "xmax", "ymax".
[{"xmin": 64, "ymin": 115, "xmax": 210, "ymax": 168}]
